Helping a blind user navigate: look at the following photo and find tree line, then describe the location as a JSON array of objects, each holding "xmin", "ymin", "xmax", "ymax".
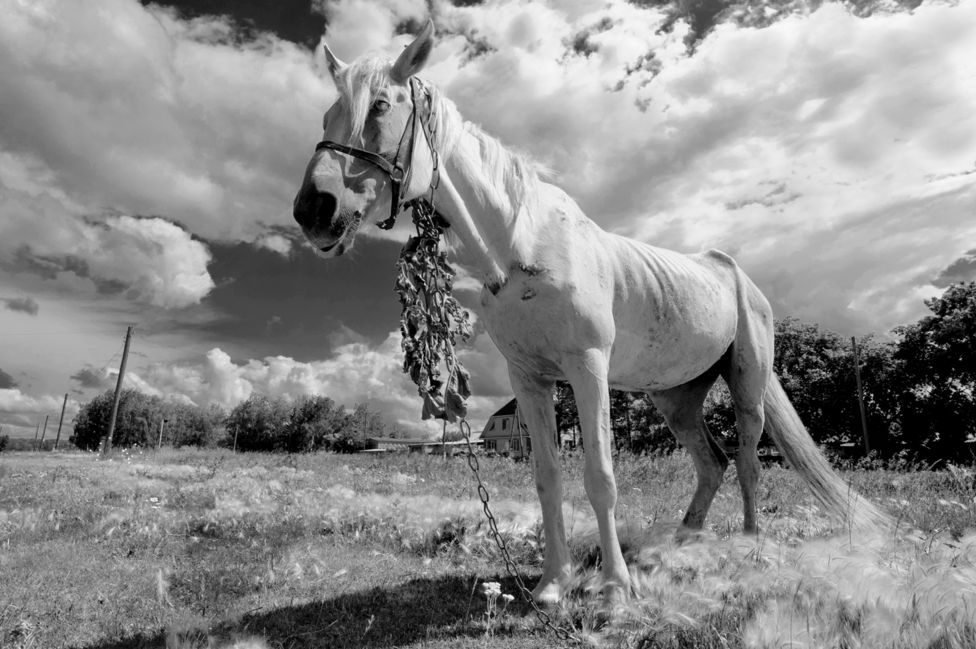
[
  {"xmin": 554, "ymin": 282, "xmax": 976, "ymax": 465},
  {"xmin": 66, "ymin": 282, "xmax": 976, "ymax": 464},
  {"xmin": 70, "ymin": 392, "xmax": 394, "ymax": 453}
]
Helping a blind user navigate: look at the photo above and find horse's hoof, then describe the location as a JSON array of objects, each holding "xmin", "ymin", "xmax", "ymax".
[
  {"xmin": 675, "ymin": 525, "xmax": 706, "ymax": 545},
  {"xmin": 602, "ymin": 581, "xmax": 628, "ymax": 607},
  {"xmin": 531, "ymin": 580, "xmax": 563, "ymax": 605}
]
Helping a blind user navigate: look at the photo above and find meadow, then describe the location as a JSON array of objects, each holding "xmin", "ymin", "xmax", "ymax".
[{"xmin": 1, "ymin": 448, "xmax": 975, "ymax": 649}]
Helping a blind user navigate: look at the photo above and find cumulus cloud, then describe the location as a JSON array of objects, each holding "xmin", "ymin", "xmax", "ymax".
[
  {"xmin": 1, "ymin": 296, "xmax": 38, "ymax": 315},
  {"xmin": 135, "ymin": 330, "xmax": 507, "ymax": 434},
  {"xmin": 70, "ymin": 366, "xmax": 113, "ymax": 390},
  {"xmin": 0, "ymin": 388, "xmax": 78, "ymax": 430},
  {"xmin": 0, "ymin": 0, "xmax": 331, "ymax": 241},
  {"xmin": 254, "ymin": 234, "xmax": 293, "ymax": 257},
  {"xmin": 0, "ymin": 179, "xmax": 216, "ymax": 307}
]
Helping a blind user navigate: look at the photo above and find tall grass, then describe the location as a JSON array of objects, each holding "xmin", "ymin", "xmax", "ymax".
[{"xmin": 1, "ymin": 448, "xmax": 974, "ymax": 648}]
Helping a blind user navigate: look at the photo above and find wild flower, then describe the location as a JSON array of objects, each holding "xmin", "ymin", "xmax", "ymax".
[{"xmin": 479, "ymin": 580, "xmax": 507, "ymax": 636}]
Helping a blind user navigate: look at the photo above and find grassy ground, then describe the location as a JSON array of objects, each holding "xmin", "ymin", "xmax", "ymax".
[{"xmin": 1, "ymin": 448, "xmax": 975, "ymax": 648}]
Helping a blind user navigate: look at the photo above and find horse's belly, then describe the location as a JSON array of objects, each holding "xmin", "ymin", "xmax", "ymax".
[
  {"xmin": 607, "ymin": 285, "xmax": 738, "ymax": 391},
  {"xmin": 607, "ymin": 326, "xmax": 731, "ymax": 391}
]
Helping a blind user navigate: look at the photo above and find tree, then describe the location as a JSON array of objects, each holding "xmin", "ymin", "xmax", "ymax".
[
  {"xmin": 628, "ymin": 396, "xmax": 673, "ymax": 455},
  {"xmin": 334, "ymin": 402, "xmax": 384, "ymax": 453},
  {"xmin": 166, "ymin": 402, "xmax": 226, "ymax": 448},
  {"xmin": 770, "ymin": 318, "xmax": 898, "ymax": 452},
  {"xmin": 553, "ymin": 382, "xmax": 579, "ymax": 445},
  {"xmin": 893, "ymin": 282, "xmax": 976, "ymax": 463},
  {"xmin": 71, "ymin": 389, "xmax": 164, "ymax": 450},
  {"xmin": 283, "ymin": 395, "xmax": 349, "ymax": 452},
  {"xmin": 225, "ymin": 395, "xmax": 290, "ymax": 452},
  {"xmin": 553, "ymin": 381, "xmax": 672, "ymax": 453}
]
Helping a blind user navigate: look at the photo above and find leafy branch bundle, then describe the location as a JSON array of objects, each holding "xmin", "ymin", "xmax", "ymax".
[{"xmin": 395, "ymin": 204, "xmax": 473, "ymax": 421}]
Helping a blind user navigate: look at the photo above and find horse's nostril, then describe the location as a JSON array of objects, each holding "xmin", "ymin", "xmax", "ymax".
[
  {"xmin": 315, "ymin": 192, "xmax": 338, "ymax": 224},
  {"xmin": 294, "ymin": 191, "xmax": 338, "ymax": 229}
]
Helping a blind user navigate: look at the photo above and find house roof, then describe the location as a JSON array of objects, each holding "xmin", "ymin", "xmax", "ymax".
[{"xmin": 489, "ymin": 398, "xmax": 517, "ymax": 418}]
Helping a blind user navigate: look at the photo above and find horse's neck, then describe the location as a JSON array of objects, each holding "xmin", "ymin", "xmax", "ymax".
[{"xmin": 432, "ymin": 130, "xmax": 532, "ymax": 287}]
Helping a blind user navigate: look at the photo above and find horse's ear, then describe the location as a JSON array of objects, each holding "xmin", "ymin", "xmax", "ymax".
[
  {"xmin": 322, "ymin": 39, "xmax": 346, "ymax": 80},
  {"xmin": 391, "ymin": 19, "xmax": 434, "ymax": 83}
]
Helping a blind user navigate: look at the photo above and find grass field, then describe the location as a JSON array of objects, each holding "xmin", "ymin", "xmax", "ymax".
[{"xmin": 1, "ymin": 448, "xmax": 975, "ymax": 648}]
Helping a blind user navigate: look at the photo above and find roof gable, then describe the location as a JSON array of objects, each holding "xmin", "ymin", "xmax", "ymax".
[{"xmin": 489, "ymin": 398, "xmax": 517, "ymax": 418}]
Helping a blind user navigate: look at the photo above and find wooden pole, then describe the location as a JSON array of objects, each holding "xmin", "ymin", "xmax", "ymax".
[
  {"xmin": 54, "ymin": 393, "xmax": 68, "ymax": 450},
  {"xmin": 39, "ymin": 414, "xmax": 49, "ymax": 449},
  {"xmin": 102, "ymin": 325, "xmax": 133, "ymax": 457},
  {"xmin": 441, "ymin": 419, "xmax": 447, "ymax": 459},
  {"xmin": 361, "ymin": 404, "xmax": 369, "ymax": 452},
  {"xmin": 851, "ymin": 336, "xmax": 870, "ymax": 456},
  {"xmin": 157, "ymin": 417, "xmax": 165, "ymax": 450}
]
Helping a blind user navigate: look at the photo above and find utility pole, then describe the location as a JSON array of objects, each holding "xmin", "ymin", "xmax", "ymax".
[
  {"xmin": 54, "ymin": 393, "xmax": 68, "ymax": 450},
  {"xmin": 851, "ymin": 336, "xmax": 870, "ymax": 456},
  {"xmin": 38, "ymin": 414, "xmax": 49, "ymax": 449},
  {"xmin": 102, "ymin": 325, "xmax": 133, "ymax": 457},
  {"xmin": 157, "ymin": 417, "xmax": 166, "ymax": 450}
]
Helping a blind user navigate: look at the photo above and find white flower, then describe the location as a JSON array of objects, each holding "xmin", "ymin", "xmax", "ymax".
[{"xmin": 480, "ymin": 581, "xmax": 502, "ymax": 596}]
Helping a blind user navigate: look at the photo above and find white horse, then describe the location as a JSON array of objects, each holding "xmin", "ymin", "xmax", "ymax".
[{"xmin": 293, "ymin": 22, "xmax": 889, "ymax": 603}]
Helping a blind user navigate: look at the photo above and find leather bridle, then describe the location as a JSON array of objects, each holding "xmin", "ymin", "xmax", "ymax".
[{"xmin": 314, "ymin": 77, "xmax": 439, "ymax": 230}]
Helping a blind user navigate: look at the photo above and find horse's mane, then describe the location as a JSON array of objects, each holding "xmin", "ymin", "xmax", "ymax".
[{"xmin": 337, "ymin": 56, "xmax": 544, "ymax": 218}]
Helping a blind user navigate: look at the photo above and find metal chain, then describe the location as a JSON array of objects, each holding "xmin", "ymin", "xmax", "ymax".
[{"xmin": 458, "ymin": 419, "xmax": 580, "ymax": 644}]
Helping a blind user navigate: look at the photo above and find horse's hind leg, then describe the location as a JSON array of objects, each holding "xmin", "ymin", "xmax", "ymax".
[
  {"xmin": 724, "ymin": 281, "xmax": 775, "ymax": 533},
  {"xmin": 508, "ymin": 366, "xmax": 571, "ymax": 604},
  {"xmin": 650, "ymin": 367, "xmax": 728, "ymax": 530}
]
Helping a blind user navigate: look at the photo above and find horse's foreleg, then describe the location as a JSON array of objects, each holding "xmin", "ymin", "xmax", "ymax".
[
  {"xmin": 508, "ymin": 367, "xmax": 570, "ymax": 604},
  {"xmin": 563, "ymin": 349, "xmax": 630, "ymax": 602}
]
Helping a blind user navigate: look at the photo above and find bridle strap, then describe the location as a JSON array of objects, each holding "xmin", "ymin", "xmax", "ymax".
[
  {"xmin": 315, "ymin": 142, "xmax": 401, "ymax": 180},
  {"xmin": 314, "ymin": 77, "xmax": 437, "ymax": 230}
]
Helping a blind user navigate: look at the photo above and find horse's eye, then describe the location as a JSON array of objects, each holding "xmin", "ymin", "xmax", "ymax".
[{"xmin": 372, "ymin": 99, "xmax": 391, "ymax": 114}]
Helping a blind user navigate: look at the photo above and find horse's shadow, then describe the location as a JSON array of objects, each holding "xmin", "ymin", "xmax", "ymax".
[{"xmin": 78, "ymin": 574, "xmax": 541, "ymax": 649}]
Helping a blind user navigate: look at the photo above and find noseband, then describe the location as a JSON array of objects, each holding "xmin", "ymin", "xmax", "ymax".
[{"xmin": 314, "ymin": 77, "xmax": 439, "ymax": 230}]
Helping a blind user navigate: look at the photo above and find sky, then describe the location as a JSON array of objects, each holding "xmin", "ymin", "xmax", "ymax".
[{"xmin": 0, "ymin": 0, "xmax": 973, "ymax": 439}]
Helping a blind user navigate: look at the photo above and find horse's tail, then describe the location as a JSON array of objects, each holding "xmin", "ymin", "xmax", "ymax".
[{"xmin": 763, "ymin": 374, "xmax": 891, "ymax": 530}]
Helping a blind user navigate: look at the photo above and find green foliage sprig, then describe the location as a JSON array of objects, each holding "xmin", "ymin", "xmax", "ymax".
[{"xmin": 395, "ymin": 203, "xmax": 473, "ymax": 422}]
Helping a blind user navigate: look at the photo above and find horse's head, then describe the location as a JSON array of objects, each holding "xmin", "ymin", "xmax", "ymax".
[{"xmin": 293, "ymin": 21, "xmax": 438, "ymax": 256}]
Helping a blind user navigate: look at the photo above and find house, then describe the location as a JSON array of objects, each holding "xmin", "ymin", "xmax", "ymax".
[{"xmin": 480, "ymin": 399, "xmax": 532, "ymax": 459}]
